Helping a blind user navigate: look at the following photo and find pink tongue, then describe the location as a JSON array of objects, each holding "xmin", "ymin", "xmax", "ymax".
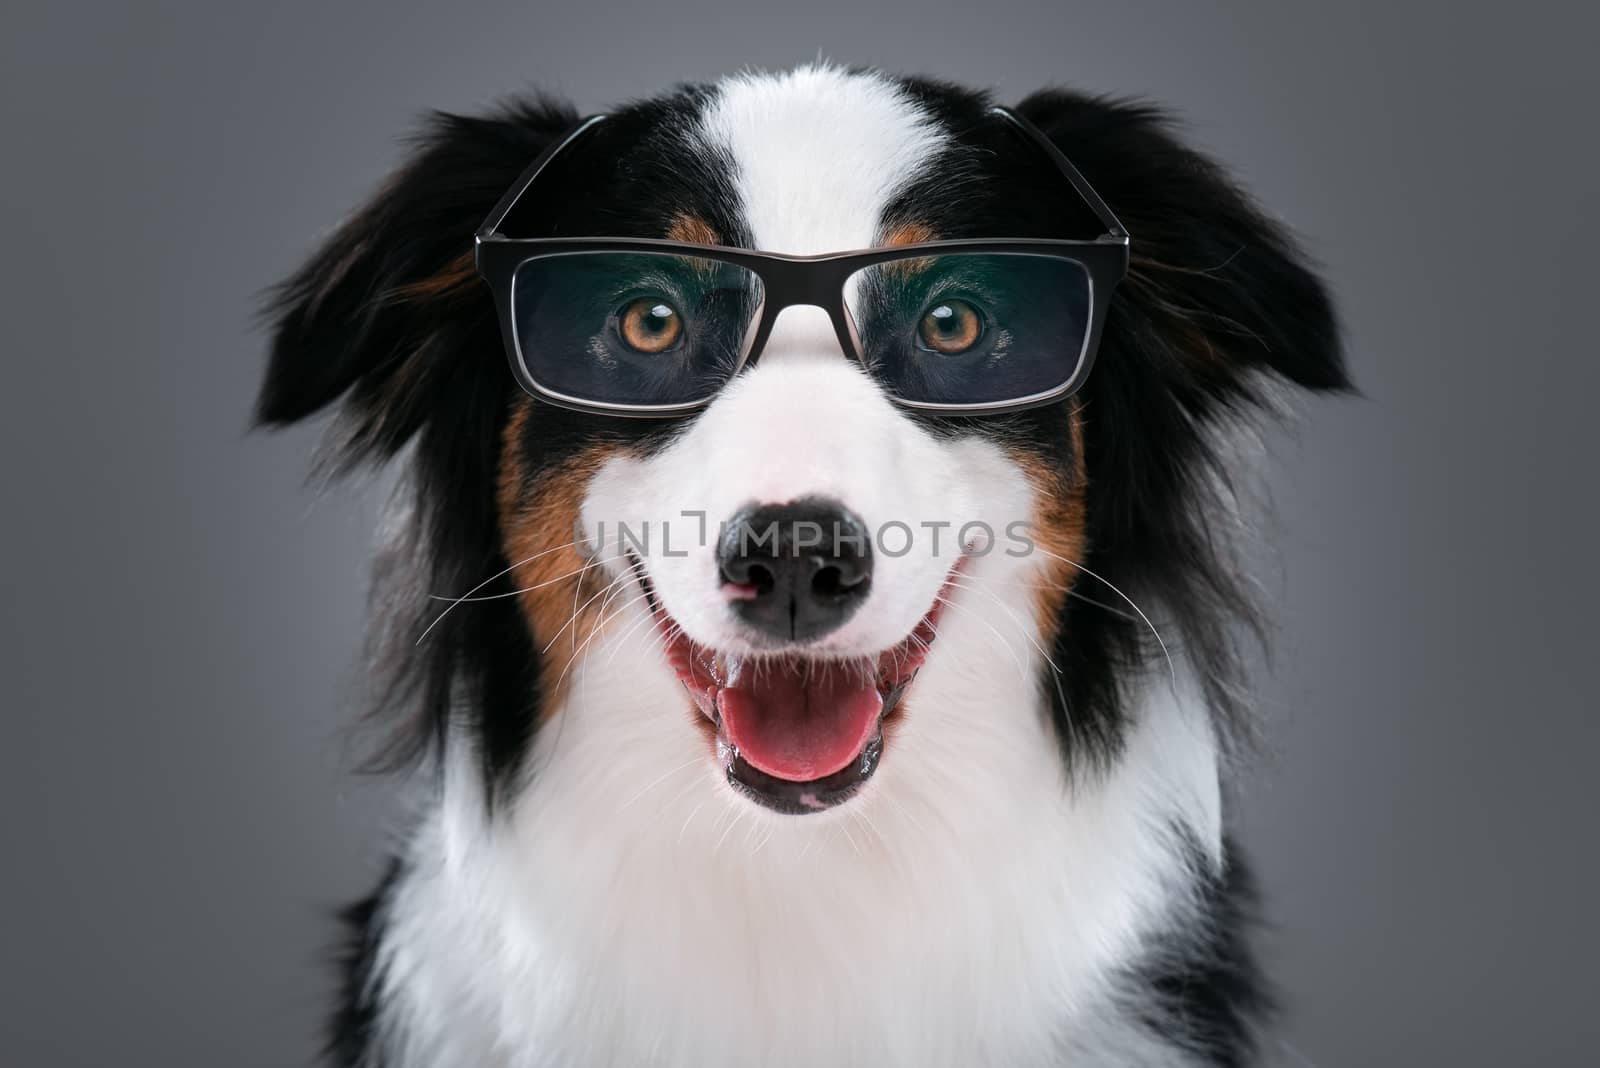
[{"xmin": 717, "ymin": 662, "xmax": 883, "ymax": 782}]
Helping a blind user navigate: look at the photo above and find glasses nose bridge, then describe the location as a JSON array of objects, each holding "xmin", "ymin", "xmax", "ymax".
[
  {"xmin": 750, "ymin": 260, "xmax": 857, "ymax": 364},
  {"xmin": 761, "ymin": 258, "xmax": 846, "ymax": 313}
]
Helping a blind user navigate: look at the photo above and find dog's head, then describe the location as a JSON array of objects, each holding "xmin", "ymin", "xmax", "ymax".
[{"xmin": 260, "ymin": 65, "xmax": 1345, "ymax": 818}]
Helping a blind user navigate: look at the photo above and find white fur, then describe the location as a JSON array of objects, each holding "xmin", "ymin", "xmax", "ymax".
[
  {"xmin": 586, "ymin": 335, "xmax": 986, "ymax": 662},
  {"xmin": 702, "ymin": 63, "xmax": 950, "ymax": 255},
  {"xmin": 595, "ymin": 64, "xmax": 965, "ymax": 663},
  {"xmin": 373, "ymin": 585, "xmax": 1220, "ymax": 1067},
  {"xmin": 365, "ymin": 66, "xmax": 1225, "ymax": 1066}
]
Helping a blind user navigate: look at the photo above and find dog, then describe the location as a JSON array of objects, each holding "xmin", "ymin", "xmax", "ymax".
[{"xmin": 259, "ymin": 63, "xmax": 1346, "ymax": 1067}]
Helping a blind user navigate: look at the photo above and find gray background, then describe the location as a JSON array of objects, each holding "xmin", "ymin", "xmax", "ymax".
[{"xmin": 3, "ymin": 1, "xmax": 1595, "ymax": 1064}]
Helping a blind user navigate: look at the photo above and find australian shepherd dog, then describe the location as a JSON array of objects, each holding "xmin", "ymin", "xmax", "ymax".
[{"xmin": 259, "ymin": 63, "xmax": 1347, "ymax": 1066}]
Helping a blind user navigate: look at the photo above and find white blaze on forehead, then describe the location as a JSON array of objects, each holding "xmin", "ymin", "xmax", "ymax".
[{"xmin": 701, "ymin": 64, "xmax": 949, "ymax": 255}]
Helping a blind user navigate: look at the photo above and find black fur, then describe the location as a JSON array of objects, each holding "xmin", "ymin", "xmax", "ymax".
[
  {"xmin": 326, "ymin": 859, "xmax": 401, "ymax": 1066},
  {"xmin": 1127, "ymin": 838, "xmax": 1274, "ymax": 1066},
  {"xmin": 884, "ymin": 80, "xmax": 1349, "ymax": 769},
  {"xmin": 260, "ymin": 74, "xmax": 1345, "ymax": 1067},
  {"xmin": 259, "ymin": 90, "xmax": 745, "ymax": 801},
  {"xmin": 1020, "ymin": 89, "xmax": 1347, "ymax": 769}
]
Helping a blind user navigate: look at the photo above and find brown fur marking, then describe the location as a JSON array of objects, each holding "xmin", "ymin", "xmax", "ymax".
[
  {"xmin": 391, "ymin": 249, "xmax": 478, "ymax": 304},
  {"xmin": 497, "ymin": 401, "xmax": 629, "ymax": 714},
  {"xmin": 875, "ymin": 221, "xmax": 940, "ymax": 278},
  {"xmin": 881, "ymin": 220, "xmax": 938, "ymax": 246},
  {"xmin": 667, "ymin": 214, "xmax": 720, "ymax": 246},
  {"xmin": 1011, "ymin": 404, "xmax": 1089, "ymax": 638}
]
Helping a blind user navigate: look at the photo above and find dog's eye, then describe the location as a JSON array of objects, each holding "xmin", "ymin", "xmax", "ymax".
[
  {"xmin": 619, "ymin": 298, "xmax": 684, "ymax": 353},
  {"xmin": 917, "ymin": 300, "xmax": 983, "ymax": 354}
]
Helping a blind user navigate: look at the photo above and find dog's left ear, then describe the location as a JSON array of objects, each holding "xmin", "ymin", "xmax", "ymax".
[
  {"xmin": 1016, "ymin": 90, "xmax": 1350, "ymax": 398},
  {"xmin": 256, "ymin": 97, "xmax": 578, "ymax": 466},
  {"xmin": 1014, "ymin": 92, "xmax": 1350, "ymax": 752}
]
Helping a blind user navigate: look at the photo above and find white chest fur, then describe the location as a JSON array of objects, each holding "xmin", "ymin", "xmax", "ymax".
[{"xmin": 369, "ymin": 590, "xmax": 1222, "ymax": 1067}]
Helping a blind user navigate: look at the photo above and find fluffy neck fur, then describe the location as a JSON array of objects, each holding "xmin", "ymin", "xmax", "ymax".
[{"xmin": 363, "ymin": 577, "xmax": 1226, "ymax": 1067}]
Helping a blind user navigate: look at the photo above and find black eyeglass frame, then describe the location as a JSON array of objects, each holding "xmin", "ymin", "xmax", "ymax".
[{"xmin": 474, "ymin": 107, "xmax": 1130, "ymax": 418}]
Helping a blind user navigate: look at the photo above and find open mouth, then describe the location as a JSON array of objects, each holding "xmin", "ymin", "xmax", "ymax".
[{"xmin": 630, "ymin": 556, "xmax": 961, "ymax": 814}]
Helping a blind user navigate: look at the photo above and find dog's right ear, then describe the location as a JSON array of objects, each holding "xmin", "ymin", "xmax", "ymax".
[{"xmin": 256, "ymin": 97, "xmax": 577, "ymax": 466}]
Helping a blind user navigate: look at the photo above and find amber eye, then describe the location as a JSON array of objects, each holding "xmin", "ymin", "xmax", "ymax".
[
  {"xmin": 917, "ymin": 300, "xmax": 983, "ymax": 354},
  {"xmin": 619, "ymin": 298, "xmax": 684, "ymax": 353}
]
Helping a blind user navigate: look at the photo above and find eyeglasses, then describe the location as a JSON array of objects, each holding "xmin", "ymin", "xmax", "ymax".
[{"xmin": 474, "ymin": 107, "xmax": 1129, "ymax": 417}]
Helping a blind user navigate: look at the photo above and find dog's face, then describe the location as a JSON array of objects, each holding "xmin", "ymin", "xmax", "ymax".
[
  {"xmin": 261, "ymin": 66, "xmax": 1344, "ymax": 820},
  {"xmin": 526, "ymin": 73, "xmax": 1099, "ymax": 813}
]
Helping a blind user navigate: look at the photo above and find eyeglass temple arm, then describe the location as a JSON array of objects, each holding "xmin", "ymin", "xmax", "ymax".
[
  {"xmin": 988, "ymin": 106, "xmax": 1129, "ymax": 242},
  {"xmin": 475, "ymin": 113, "xmax": 610, "ymax": 248}
]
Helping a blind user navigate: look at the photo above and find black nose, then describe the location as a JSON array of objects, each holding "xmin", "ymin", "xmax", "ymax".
[{"xmin": 717, "ymin": 498, "xmax": 873, "ymax": 642}]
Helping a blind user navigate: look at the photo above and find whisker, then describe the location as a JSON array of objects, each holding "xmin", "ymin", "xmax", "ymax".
[
  {"xmin": 853, "ymin": 804, "xmax": 888, "ymax": 851},
  {"xmin": 551, "ymin": 588, "xmax": 650, "ymax": 695},
  {"xmin": 567, "ymin": 549, "xmax": 589, "ymax": 657},
  {"xmin": 713, "ymin": 806, "xmax": 747, "ymax": 857},
  {"xmin": 539, "ymin": 560, "xmax": 627, "ymax": 654},
  {"xmin": 964, "ymin": 573, "xmax": 1142, "ymax": 624},
  {"xmin": 522, "ymin": 564, "xmax": 628, "ymax": 782},
  {"xmin": 933, "ymin": 593, "xmax": 1029, "ymax": 686},
  {"xmin": 425, "ymin": 558, "xmax": 599, "ymax": 603},
  {"xmin": 751, "ymin": 819, "xmax": 777, "ymax": 857},
  {"xmin": 936, "ymin": 585, "xmax": 1076, "ymax": 739},
  {"xmin": 945, "ymin": 575, "xmax": 1061, "ymax": 673},
  {"xmin": 562, "ymin": 573, "xmax": 637, "ymax": 666},
  {"xmin": 601, "ymin": 589, "xmax": 665, "ymax": 668},
  {"xmin": 577, "ymin": 566, "xmax": 647, "ymax": 711},
  {"xmin": 677, "ymin": 800, "xmax": 707, "ymax": 845},
  {"xmin": 542, "ymin": 581, "xmax": 657, "ymax": 711},
  {"xmin": 415, "ymin": 539, "xmax": 585, "ymax": 645},
  {"xmin": 1028, "ymin": 547, "xmax": 1178, "ymax": 692},
  {"xmin": 838, "ymin": 817, "xmax": 864, "ymax": 859},
  {"xmin": 1062, "ymin": 589, "xmax": 1142, "ymax": 623},
  {"xmin": 618, "ymin": 755, "xmax": 703, "ymax": 812},
  {"xmin": 797, "ymin": 822, "xmax": 822, "ymax": 863}
]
